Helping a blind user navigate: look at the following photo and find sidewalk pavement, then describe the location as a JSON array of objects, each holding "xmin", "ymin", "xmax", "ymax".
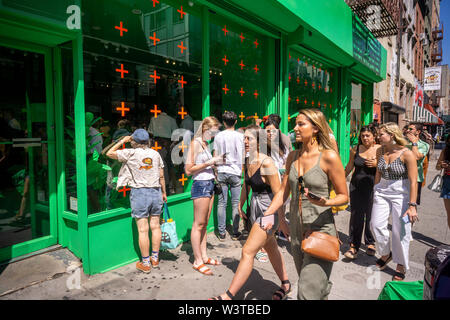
[{"xmin": 1, "ymin": 158, "xmax": 448, "ymax": 300}]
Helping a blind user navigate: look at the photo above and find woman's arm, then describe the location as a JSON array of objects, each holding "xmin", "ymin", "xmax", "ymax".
[
  {"xmin": 374, "ymin": 147, "xmax": 382, "ymax": 185},
  {"xmin": 106, "ymin": 136, "xmax": 132, "ymax": 159},
  {"xmin": 436, "ymin": 149, "xmax": 446, "ymax": 170},
  {"xmin": 264, "ymin": 151, "xmax": 296, "ymax": 216},
  {"xmin": 184, "ymin": 140, "xmax": 219, "ymax": 176},
  {"xmin": 403, "ymin": 149, "xmax": 419, "ymax": 223},
  {"xmin": 344, "ymin": 146, "xmax": 356, "ymax": 177}
]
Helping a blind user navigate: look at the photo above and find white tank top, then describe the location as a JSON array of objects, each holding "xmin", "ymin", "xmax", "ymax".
[{"xmin": 193, "ymin": 139, "xmax": 215, "ymax": 181}]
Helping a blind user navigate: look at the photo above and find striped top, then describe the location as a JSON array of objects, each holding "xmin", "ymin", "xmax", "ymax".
[{"xmin": 378, "ymin": 149, "xmax": 408, "ymax": 180}]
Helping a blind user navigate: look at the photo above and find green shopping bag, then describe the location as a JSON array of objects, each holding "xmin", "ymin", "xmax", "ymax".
[
  {"xmin": 160, "ymin": 203, "xmax": 179, "ymax": 250},
  {"xmin": 378, "ymin": 281, "xmax": 424, "ymax": 300}
]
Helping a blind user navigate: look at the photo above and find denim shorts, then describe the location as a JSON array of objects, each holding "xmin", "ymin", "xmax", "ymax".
[
  {"xmin": 130, "ymin": 187, "xmax": 163, "ymax": 219},
  {"xmin": 191, "ymin": 179, "xmax": 215, "ymax": 200},
  {"xmin": 440, "ymin": 175, "xmax": 450, "ymax": 199}
]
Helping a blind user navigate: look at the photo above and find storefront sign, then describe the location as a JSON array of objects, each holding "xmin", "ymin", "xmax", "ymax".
[
  {"xmin": 352, "ymin": 16, "xmax": 382, "ymax": 77},
  {"xmin": 424, "ymin": 66, "xmax": 442, "ymax": 91}
]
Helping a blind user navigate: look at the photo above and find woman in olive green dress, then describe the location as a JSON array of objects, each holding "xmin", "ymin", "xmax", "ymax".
[{"xmin": 264, "ymin": 109, "xmax": 348, "ymax": 300}]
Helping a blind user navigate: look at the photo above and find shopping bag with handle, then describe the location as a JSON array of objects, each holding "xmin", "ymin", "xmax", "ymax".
[
  {"xmin": 427, "ymin": 170, "xmax": 443, "ymax": 193},
  {"xmin": 160, "ymin": 203, "xmax": 179, "ymax": 250}
]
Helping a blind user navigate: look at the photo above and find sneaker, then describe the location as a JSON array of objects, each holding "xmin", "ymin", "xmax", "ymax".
[
  {"xmin": 151, "ymin": 258, "xmax": 160, "ymax": 269},
  {"xmin": 231, "ymin": 232, "xmax": 242, "ymax": 241},
  {"xmin": 136, "ymin": 261, "xmax": 151, "ymax": 273},
  {"xmin": 218, "ymin": 233, "xmax": 226, "ymax": 241}
]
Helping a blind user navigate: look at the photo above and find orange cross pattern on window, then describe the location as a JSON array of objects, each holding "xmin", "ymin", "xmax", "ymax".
[
  {"xmin": 239, "ymin": 88, "xmax": 245, "ymax": 96},
  {"xmin": 152, "ymin": 141, "xmax": 162, "ymax": 151},
  {"xmin": 239, "ymin": 32, "xmax": 245, "ymax": 42},
  {"xmin": 179, "ymin": 174, "xmax": 188, "ymax": 186},
  {"xmin": 318, "ymin": 102, "xmax": 321, "ymax": 107},
  {"xmin": 253, "ymin": 113, "xmax": 258, "ymax": 120},
  {"xmin": 116, "ymin": 64, "xmax": 128, "ymax": 78},
  {"xmin": 296, "ymin": 77, "xmax": 300, "ymax": 84},
  {"xmin": 304, "ymin": 98, "xmax": 307, "ymax": 105},
  {"xmin": 178, "ymin": 41, "xmax": 187, "ymax": 54},
  {"xmin": 253, "ymin": 90, "xmax": 259, "ymax": 99},
  {"xmin": 254, "ymin": 39, "xmax": 259, "ymax": 48},
  {"xmin": 178, "ymin": 107, "xmax": 187, "ymax": 119},
  {"xmin": 239, "ymin": 60, "xmax": 245, "ymax": 70},
  {"xmin": 222, "ymin": 25, "xmax": 229, "ymax": 36},
  {"xmin": 318, "ymin": 84, "xmax": 321, "ymax": 90},
  {"xmin": 150, "ymin": 70, "xmax": 160, "ymax": 83},
  {"xmin": 115, "ymin": 21, "xmax": 128, "ymax": 37},
  {"xmin": 239, "ymin": 112, "xmax": 245, "ymax": 121},
  {"xmin": 305, "ymin": 61, "xmax": 308, "ymax": 66},
  {"xmin": 178, "ymin": 141, "xmax": 187, "ymax": 153},
  {"xmin": 118, "ymin": 186, "xmax": 131, "ymax": 197},
  {"xmin": 304, "ymin": 80, "xmax": 308, "ymax": 86},
  {"xmin": 177, "ymin": 6, "xmax": 186, "ymax": 19},
  {"xmin": 312, "ymin": 82, "xmax": 315, "ymax": 89},
  {"xmin": 120, "ymin": 143, "xmax": 126, "ymax": 150},
  {"xmin": 288, "ymin": 96, "xmax": 291, "ymax": 103},
  {"xmin": 116, "ymin": 102, "xmax": 130, "ymax": 117},
  {"xmin": 222, "ymin": 84, "xmax": 229, "ymax": 94},
  {"xmin": 312, "ymin": 101, "xmax": 315, "ymax": 106},
  {"xmin": 151, "ymin": 0, "xmax": 159, "ymax": 7},
  {"xmin": 178, "ymin": 76, "xmax": 187, "ymax": 88},
  {"xmin": 253, "ymin": 65, "xmax": 259, "ymax": 73},
  {"xmin": 149, "ymin": 32, "xmax": 160, "ymax": 46},
  {"xmin": 150, "ymin": 104, "xmax": 161, "ymax": 118},
  {"xmin": 288, "ymin": 115, "xmax": 291, "ymax": 122},
  {"xmin": 288, "ymin": 74, "xmax": 291, "ymax": 82},
  {"xmin": 296, "ymin": 97, "xmax": 300, "ymax": 104},
  {"xmin": 222, "ymin": 55, "xmax": 229, "ymax": 65}
]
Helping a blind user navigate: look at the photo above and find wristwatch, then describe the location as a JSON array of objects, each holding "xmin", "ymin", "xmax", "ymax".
[
  {"xmin": 411, "ymin": 142, "xmax": 418, "ymax": 147},
  {"xmin": 408, "ymin": 202, "xmax": 418, "ymax": 207}
]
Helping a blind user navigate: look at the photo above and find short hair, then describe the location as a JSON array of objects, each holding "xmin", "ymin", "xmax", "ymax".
[
  {"xmin": 222, "ymin": 111, "xmax": 237, "ymax": 127},
  {"xmin": 267, "ymin": 114, "xmax": 281, "ymax": 127},
  {"xmin": 409, "ymin": 122, "xmax": 423, "ymax": 132}
]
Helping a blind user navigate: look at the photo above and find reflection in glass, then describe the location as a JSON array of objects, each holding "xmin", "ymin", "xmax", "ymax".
[
  {"xmin": 81, "ymin": 0, "xmax": 203, "ymax": 214},
  {"xmin": 0, "ymin": 46, "xmax": 50, "ymax": 248}
]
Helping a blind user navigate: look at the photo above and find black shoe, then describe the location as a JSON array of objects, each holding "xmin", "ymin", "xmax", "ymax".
[
  {"xmin": 218, "ymin": 233, "xmax": 226, "ymax": 241},
  {"xmin": 231, "ymin": 232, "xmax": 242, "ymax": 241}
]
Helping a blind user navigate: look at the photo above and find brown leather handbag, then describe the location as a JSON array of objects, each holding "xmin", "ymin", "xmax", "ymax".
[{"xmin": 297, "ymin": 154, "xmax": 341, "ymax": 262}]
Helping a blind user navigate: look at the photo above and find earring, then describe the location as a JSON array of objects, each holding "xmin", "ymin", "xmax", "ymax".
[{"xmin": 312, "ymin": 136, "xmax": 317, "ymax": 144}]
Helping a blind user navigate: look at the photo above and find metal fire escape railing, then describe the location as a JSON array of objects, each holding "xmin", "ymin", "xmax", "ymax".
[{"xmin": 345, "ymin": 0, "xmax": 400, "ymax": 37}]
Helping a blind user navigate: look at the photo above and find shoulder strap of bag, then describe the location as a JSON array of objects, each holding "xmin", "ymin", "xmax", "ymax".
[
  {"xmin": 163, "ymin": 202, "xmax": 171, "ymax": 221},
  {"xmin": 125, "ymin": 150, "xmax": 138, "ymax": 185},
  {"xmin": 297, "ymin": 150, "xmax": 341, "ymax": 243}
]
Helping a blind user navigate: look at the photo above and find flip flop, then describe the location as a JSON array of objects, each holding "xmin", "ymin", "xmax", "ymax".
[
  {"xmin": 204, "ymin": 258, "xmax": 221, "ymax": 265},
  {"xmin": 255, "ymin": 251, "xmax": 268, "ymax": 263},
  {"xmin": 193, "ymin": 264, "xmax": 213, "ymax": 276}
]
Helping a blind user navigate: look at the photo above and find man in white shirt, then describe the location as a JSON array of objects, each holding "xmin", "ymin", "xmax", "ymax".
[{"xmin": 213, "ymin": 111, "xmax": 244, "ymax": 241}]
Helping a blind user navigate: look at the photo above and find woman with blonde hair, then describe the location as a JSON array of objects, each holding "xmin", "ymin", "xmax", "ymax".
[
  {"xmin": 262, "ymin": 108, "xmax": 348, "ymax": 300},
  {"xmin": 185, "ymin": 116, "xmax": 224, "ymax": 275},
  {"xmin": 370, "ymin": 122, "xmax": 418, "ymax": 281}
]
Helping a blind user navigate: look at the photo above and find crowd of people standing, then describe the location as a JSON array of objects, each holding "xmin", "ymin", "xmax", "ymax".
[{"xmin": 105, "ymin": 107, "xmax": 448, "ymax": 300}]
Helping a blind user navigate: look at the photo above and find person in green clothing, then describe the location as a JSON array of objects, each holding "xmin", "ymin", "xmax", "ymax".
[{"xmin": 405, "ymin": 122, "xmax": 430, "ymax": 206}]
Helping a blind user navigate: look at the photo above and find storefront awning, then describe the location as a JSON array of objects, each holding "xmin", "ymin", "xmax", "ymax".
[
  {"xmin": 412, "ymin": 105, "xmax": 444, "ymax": 124},
  {"xmin": 381, "ymin": 101, "xmax": 406, "ymax": 114}
]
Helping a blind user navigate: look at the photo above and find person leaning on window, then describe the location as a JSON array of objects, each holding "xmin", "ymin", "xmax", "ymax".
[
  {"xmin": 263, "ymin": 108, "xmax": 348, "ymax": 300},
  {"xmin": 184, "ymin": 116, "xmax": 223, "ymax": 276},
  {"xmin": 436, "ymin": 134, "xmax": 450, "ymax": 229},
  {"xmin": 371, "ymin": 123, "xmax": 418, "ymax": 281},
  {"xmin": 343, "ymin": 125, "xmax": 380, "ymax": 260}
]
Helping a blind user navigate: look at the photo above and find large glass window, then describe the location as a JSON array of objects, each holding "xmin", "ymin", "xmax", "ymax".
[
  {"xmin": 209, "ymin": 16, "xmax": 272, "ymax": 128},
  {"xmin": 287, "ymin": 51, "xmax": 334, "ymax": 133},
  {"xmin": 82, "ymin": 0, "xmax": 203, "ymax": 214}
]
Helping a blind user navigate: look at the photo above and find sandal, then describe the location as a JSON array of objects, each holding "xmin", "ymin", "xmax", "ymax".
[
  {"xmin": 272, "ymin": 280, "xmax": 291, "ymax": 300},
  {"xmin": 193, "ymin": 264, "xmax": 213, "ymax": 276},
  {"xmin": 344, "ymin": 247, "xmax": 358, "ymax": 260},
  {"xmin": 375, "ymin": 252, "xmax": 392, "ymax": 270},
  {"xmin": 209, "ymin": 290, "xmax": 234, "ymax": 300},
  {"xmin": 204, "ymin": 258, "xmax": 221, "ymax": 266},
  {"xmin": 255, "ymin": 251, "xmax": 268, "ymax": 263},
  {"xmin": 366, "ymin": 245, "xmax": 376, "ymax": 256},
  {"xmin": 392, "ymin": 265, "xmax": 406, "ymax": 281}
]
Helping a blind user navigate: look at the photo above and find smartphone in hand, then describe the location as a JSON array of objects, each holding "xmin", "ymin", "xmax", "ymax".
[
  {"xmin": 307, "ymin": 191, "xmax": 322, "ymax": 201},
  {"xmin": 402, "ymin": 215, "xmax": 410, "ymax": 224},
  {"xmin": 260, "ymin": 214, "xmax": 275, "ymax": 228}
]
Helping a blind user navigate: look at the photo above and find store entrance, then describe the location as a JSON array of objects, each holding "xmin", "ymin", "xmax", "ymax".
[{"xmin": 0, "ymin": 42, "xmax": 57, "ymax": 261}]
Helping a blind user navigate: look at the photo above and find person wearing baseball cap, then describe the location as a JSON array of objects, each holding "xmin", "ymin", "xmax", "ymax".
[{"xmin": 106, "ymin": 128, "xmax": 167, "ymax": 273}]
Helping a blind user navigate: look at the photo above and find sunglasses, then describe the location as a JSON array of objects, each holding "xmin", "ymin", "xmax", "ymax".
[{"xmin": 298, "ymin": 176, "xmax": 305, "ymax": 194}]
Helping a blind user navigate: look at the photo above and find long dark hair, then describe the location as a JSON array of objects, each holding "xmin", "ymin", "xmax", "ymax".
[
  {"xmin": 264, "ymin": 118, "xmax": 287, "ymax": 158},
  {"xmin": 358, "ymin": 125, "xmax": 377, "ymax": 146}
]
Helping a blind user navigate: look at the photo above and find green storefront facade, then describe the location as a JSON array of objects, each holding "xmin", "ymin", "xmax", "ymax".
[{"xmin": 0, "ymin": 0, "xmax": 386, "ymax": 275}]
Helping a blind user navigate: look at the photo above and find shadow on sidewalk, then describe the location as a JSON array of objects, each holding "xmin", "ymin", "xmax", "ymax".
[
  {"xmin": 221, "ymin": 258, "xmax": 283, "ymax": 300},
  {"xmin": 411, "ymin": 230, "xmax": 445, "ymax": 248}
]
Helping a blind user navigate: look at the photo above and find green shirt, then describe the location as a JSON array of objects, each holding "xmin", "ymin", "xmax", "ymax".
[{"xmin": 407, "ymin": 139, "xmax": 430, "ymax": 183}]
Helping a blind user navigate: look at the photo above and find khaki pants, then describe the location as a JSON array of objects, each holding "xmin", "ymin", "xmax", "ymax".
[{"xmin": 289, "ymin": 210, "xmax": 335, "ymax": 300}]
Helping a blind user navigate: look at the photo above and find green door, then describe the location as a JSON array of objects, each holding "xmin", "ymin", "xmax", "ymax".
[{"xmin": 0, "ymin": 40, "xmax": 58, "ymax": 262}]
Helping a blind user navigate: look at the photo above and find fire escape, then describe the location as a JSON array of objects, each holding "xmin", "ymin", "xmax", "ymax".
[
  {"xmin": 431, "ymin": 24, "xmax": 444, "ymax": 64},
  {"xmin": 345, "ymin": 0, "xmax": 400, "ymax": 37}
]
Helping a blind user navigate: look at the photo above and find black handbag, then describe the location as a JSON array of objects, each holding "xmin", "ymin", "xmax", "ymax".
[{"xmin": 243, "ymin": 163, "xmax": 252, "ymax": 233}]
